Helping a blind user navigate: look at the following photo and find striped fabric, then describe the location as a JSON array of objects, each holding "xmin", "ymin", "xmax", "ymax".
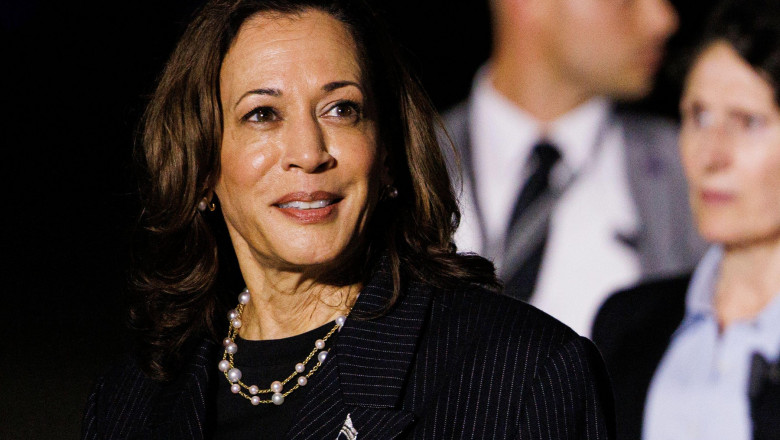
[{"xmin": 83, "ymin": 261, "xmax": 615, "ymax": 439}]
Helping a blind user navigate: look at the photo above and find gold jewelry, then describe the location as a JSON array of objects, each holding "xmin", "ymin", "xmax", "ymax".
[
  {"xmin": 217, "ymin": 288, "xmax": 347, "ymax": 406},
  {"xmin": 197, "ymin": 197, "xmax": 216, "ymax": 212}
]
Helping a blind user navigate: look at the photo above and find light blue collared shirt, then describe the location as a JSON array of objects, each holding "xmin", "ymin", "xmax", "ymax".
[{"xmin": 644, "ymin": 246, "xmax": 780, "ymax": 440}]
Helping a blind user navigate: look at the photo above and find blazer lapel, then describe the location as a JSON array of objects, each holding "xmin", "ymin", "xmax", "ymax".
[
  {"xmin": 142, "ymin": 339, "xmax": 219, "ymax": 440},
  {"xmin": 287, "ymin": 260, "xmax": 431, "ymax": 440}
]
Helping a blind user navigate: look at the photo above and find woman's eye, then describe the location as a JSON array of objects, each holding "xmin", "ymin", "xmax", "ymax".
[
  {"xmin": 740, "ymin": 113, "xmax": 766, "ymax": 130},
  {"xmin": 243, "ymin": 107, "xmax": 278, "ymax": 123},
  {"xmin": 324, "ymin": 101, "xmax": 362, "ymax": 121},
  {"xmin": 682, "ymin": 103, "xmax": 713, "ymax": 129}
]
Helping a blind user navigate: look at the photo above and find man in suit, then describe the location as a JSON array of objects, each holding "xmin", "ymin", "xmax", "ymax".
[{"xmin": 443, "ymin": 0, "xmax": 706, "ymax": 335}]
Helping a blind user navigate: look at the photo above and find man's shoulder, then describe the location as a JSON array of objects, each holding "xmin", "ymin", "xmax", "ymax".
[
  {"xmin": 615, "ymin": 110, "xmax": 677, "ymax": 131},
  {"xmin": 439, "ymin": 100, "xmax": 471, "ymax": 157},
  {"xmin": 614, "ymin": 110, "xmax": 679, "ymax": 152},
  {"xmin": 441, "ymin": 100, "xmax": 470, "ymax": 128}
]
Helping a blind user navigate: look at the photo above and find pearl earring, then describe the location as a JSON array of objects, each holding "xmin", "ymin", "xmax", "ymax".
[
  {"xmin": 197, "ymin": 197, "xmax": 216, "ymax": 212},
  {"xmin": 384, "ymin": 185, "xmax": 398, "ymax": 200}
]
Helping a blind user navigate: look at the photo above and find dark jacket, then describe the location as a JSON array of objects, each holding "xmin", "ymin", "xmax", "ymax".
[
  {"xmin": 83, "ymin": 260, "xmax": 615, "ymax": 439},
  {"xmin": 592, "ymin": 275, "xmax": 689, "ymax": 440},
  {"xmin": 594, "ymin": 275, "xmax": 780, "ymax": 440}
]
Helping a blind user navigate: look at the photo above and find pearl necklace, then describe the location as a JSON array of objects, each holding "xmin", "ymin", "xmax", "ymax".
[{"xmin": 218, "ymin": 288, "xmax": 347, "ymax": 406}]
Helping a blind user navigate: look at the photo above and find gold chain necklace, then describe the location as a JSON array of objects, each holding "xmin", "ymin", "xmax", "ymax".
[{"xmin": 217, "ymin": 288, "xmax": 347, "ymax": 405}]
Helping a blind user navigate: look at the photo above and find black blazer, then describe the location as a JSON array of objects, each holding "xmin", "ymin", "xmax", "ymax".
[
  {"xmin": 83, "ymin": 261, "xmax": 615, "ymax": 439},
  {"xmin": 592, "ymin": 275, "xmax": 689, "ymax": 440},
  {"xmin": 593, "ymin": 275, "xmax": 780, "ymax": 440}
]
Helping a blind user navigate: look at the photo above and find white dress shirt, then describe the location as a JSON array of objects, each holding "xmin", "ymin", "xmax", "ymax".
[{"xmin": 454, "ymin": 67, "xmax": 641, "ymax": 336}]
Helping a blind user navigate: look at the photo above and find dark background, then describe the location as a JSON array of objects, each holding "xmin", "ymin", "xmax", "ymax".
[{"xmin": 2, "ymin": 1, "xmax": 713, "ymax": 438}]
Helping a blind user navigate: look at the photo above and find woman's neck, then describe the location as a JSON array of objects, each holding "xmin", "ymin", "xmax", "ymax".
[
  {"xmin": 236, "ymin": 265, "xmax": 359, "ymax": 341},
  {"xmin": 716, "ymin": 239, "xmax": 780, "ymax": 328}
]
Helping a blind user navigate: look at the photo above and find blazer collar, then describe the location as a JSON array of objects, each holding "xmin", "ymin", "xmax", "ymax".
[
  {"xmin": 287, "ymin": 257, "xmax": 433, "ymax": 439},
  {"xmin": 336, "ymin": 260, "xmax": 433, "ymax": 407}
]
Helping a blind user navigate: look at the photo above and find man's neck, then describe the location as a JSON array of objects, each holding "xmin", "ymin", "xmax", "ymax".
[{"xmin": 489, "ymin": 51, "xmax": 596, "ymax": 122}]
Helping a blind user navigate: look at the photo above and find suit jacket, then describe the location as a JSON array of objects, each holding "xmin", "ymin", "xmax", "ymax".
[
  {"xmin": 591, "ymin": 275, "xmax": 689, "ymax": 440},
  {"xmin": 442, "ymin": 102, "xmax": 705, "ymax": 291},
  {"xmin": 83, "ymin": 259, "xmax": 615, "ymax": 439},
  {"xmin": 593, "ymin": 275, "xmax": 780, "ymax": 440}
]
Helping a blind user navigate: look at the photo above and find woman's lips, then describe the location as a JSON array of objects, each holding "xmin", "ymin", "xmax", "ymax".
[
  {"xmin": 700, "ymin": 189, "xmax": 735, "ymax": 204},
  {"xmin": 273, "ymin": 191, "xmax": 342, "ymax": 223}
]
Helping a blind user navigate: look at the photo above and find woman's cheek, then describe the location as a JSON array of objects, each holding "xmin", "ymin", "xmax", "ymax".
[{"xmin": 251, "ymin": 151, "xmax": 268, "ymax": 171}]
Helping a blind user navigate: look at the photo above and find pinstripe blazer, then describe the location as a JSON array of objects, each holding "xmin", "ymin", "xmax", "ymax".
[{"xmin": 83, "ymin": 260, "xmax": 615, "ymax": 440}]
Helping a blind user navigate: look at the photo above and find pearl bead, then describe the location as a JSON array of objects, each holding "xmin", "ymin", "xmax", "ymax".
[
  {"xmin": 318, "ymin": 351, "xmax": 328, "ymax": 363},
  {"xmin": 197, "ymin": 199, "xmax": 208, "ymax": 212},
  {"xmin": 227, "ymin": 309, "xmax": 238, "ymax": 321},
  {"xmin": 232, "ymin": 318, "xmax": 242, "ymax": 329},
  {"xmin": 272, "ymin": 393, "xmax": 284, "ymax": 405},
  {"xmin": 238, "ymin": 291, "xmax": 250, "ymax": 305},
  {"xmin": 249, "ymin": 385, "xmax": 259, "ymax": 395},
  {"xmin": 230, "ymin": 384, "xmax": 241, "ymax": 394},
  {"xmin": 295, "ymin": 363, "xmax": 306, "ymax": 373},
  {"xmin": 222, "ymin": 337, "xmax": 232, "ymax": 347},
  {"xmin": 251, "ymin": 396, "xmax": 261, "ymax": 405},
  {"xmin": 297, "ymin": 376, "xmax": 308, "ymax": 386},
  {"xmin": 227, "ymin": 368, "xmax": 242, "ymax": 383},
  {"xmin": 335, "ymin": 315, "xmax": 346, "ymax": 327},
  {"xmin": 315, "ymin": 339, "xmax": 325, "ymax": 349},
  {"xmin": 218, "ymin": 360, "xmax": 230, "ymax": 372},
  {"xmin": 226, "ymin": 342, "xmax": 238, "ymax": 354},
  {"xmin": 270, "ymin": 381, "xmax": 283, "ymax": 393}
]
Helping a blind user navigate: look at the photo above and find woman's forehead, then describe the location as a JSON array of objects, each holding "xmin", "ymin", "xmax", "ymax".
[{"xmin": 220, "ymin": 10, "xmax": 363, "ymax": 95}]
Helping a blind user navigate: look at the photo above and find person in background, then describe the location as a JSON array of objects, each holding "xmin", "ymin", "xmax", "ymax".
[
  {"xmin": 443, "ymin": 0, "xmax": 706, "ymax": 336},
  {"xmin": 81, "ymin": 0, "xmax": 616, "ymax": 438},
  {"xmin": 594, "ymin": 1, "xmax": 780, "ymax": 438}
]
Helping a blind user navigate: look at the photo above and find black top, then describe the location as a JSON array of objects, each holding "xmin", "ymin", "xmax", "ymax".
[{"xmin": 215, "ymin": 322, "xmax": 335, "ymax": 440}]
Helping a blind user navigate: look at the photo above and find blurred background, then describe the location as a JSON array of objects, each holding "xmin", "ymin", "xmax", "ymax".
[{"xmin": 1, "ymin": 1, "xmax": 714, "ymax": 438}]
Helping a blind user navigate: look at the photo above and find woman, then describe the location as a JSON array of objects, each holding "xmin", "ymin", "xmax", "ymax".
[
  {"xmin": 82, "ymin": 0, "xmax": 614, "ymax": 438},
  {"xmin": 594, "ymin": 1, "xmax": 780, "ymax": 439}
]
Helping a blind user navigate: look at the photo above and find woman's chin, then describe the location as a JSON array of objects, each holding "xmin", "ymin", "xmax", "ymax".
[{"xmin": 269, "ymin": 244, "xmax": 353, "ymax": 273}]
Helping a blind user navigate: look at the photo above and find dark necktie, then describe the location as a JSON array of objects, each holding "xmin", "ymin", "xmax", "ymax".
[
  {"xmin": 749, "ymin": 352, "xmax": 780, "ymax": 440},
  {"xmin": 503, "ymin": 141, "xmax": 561, "ymax": 301}
]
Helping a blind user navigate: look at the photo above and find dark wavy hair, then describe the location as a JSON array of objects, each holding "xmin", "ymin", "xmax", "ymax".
[
  {"xmin": 683, "ymin": 0, "xmax": 780, "ymax": 103},
  {"xmin": 131, "ymin": 0, "xmax": 498, "ymax": 381}
]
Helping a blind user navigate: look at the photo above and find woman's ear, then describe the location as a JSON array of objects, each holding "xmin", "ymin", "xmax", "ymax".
[{"xmin": 379, "ymin": 144, "xmax": 394, "ymax": 187}]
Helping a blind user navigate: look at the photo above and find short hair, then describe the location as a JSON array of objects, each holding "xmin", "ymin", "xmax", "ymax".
[
  {"xmin": 131, "ymin": 0, "xmax": 498, "ymax": 381},
  {"xmin": 686, "ymin": 0, "xmax": 780, "ymax": 104}
]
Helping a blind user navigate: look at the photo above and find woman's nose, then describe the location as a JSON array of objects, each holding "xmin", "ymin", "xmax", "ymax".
[
  {"xmin": 697, "ymin": 126, "xmax": 733, "ymax": 173},
  {"xmin": 281, "ymin": 116, "xmax": 335, "ymax": 173}
]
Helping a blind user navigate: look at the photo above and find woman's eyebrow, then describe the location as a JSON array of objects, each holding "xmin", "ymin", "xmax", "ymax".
[
  {"xmin": 235, "ymin": 88, "xmax": 282, "ymax": 109},
  {"xmin": 323, "ymin": 81, "xmax": 361, "ymax": 92}
]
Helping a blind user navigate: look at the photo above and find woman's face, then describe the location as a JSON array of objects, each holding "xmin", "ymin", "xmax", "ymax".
[
  {"xmin": 680, "ymin": 41, "xmax": 780, "ymax": 247},
  {"xmin": 216, "ymin": 10, "xmax": 389, "ymax": 273}
]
